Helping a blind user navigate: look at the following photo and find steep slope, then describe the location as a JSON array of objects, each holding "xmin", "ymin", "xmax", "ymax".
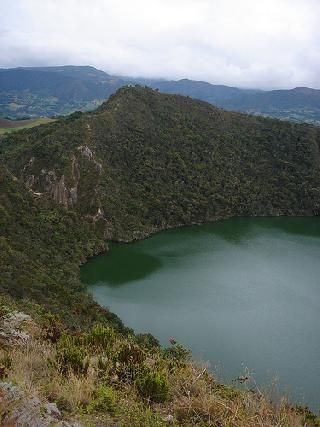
[{"xmin": 0, "ymin": 164, "xmax": 126, "ymax": 330}]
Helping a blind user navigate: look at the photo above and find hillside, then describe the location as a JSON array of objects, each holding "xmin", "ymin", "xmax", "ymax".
[
  {"xmin": 1, "ymin": 66, "xmax": 320, "ymax": 125},
  {"xmin": 2, "ymin": 86, "xmax": 320, "ymax": 240},
  {"xmin": 1, "ymin": 87, "xmax": 320, "ymax": 425}
]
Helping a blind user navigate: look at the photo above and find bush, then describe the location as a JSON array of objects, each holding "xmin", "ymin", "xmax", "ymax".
[
  {"xmin": 163, "ymin": 343, "xmax": 191, "ymax": 366},
  {"xmin": 42, "ymin": 312, "xmax": 63, "ymax": 343},
  {"xmin": 116, "ymin": 341, "xmax": 145, "ymax": 366},
  {"xmin": 86, "ymin": 385, "xmax": 118, "ymax": 414},
  {"xmin": 84, "ymin": 324, "xmax": 116, "ymax": 351},
  {"xmin": 136, "ymin": 333, "xmax": 159, "ymax": 350},
  {"xmin": 56, "ymin": 334, "xmax": 88, "ymax": 375},
  {"xmin": 136, "ymin": 370, "xmax": 169, "ymax": 403},
  {"xmin": 112, "ymin": 341, "xmax": 146, "ymax": 382},
  {"xmin": 295, "ymin": 406, "xmax": 320, "ymax": 427}
]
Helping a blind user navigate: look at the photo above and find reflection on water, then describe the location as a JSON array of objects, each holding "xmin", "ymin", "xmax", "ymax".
[
  {"xmin": 83, "ymin": 250, "xmax": 162, "ymax": 285},
  {"xmin": 81, "ymin": 217, "xmax": 320, "ymax": 411}
]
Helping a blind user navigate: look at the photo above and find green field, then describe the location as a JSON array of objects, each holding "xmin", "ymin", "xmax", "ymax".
[{"xmin": 0, "ymin": 117, "xmax": 55, "ymax": 135}]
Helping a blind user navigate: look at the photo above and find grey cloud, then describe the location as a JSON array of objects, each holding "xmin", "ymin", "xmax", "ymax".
[{"xmin": 0, "ymin": 0, "xmax": 319, "ymax": 89}]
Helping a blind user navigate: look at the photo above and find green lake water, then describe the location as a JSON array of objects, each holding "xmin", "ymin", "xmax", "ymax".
[{"xmin": 81, "ymin": 217, "xmax": 320, "ymax": 411}]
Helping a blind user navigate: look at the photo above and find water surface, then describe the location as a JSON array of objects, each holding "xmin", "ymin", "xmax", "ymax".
[{"xmin": 81, "ymin": 218, "xmax": 320, "ymax": 410}]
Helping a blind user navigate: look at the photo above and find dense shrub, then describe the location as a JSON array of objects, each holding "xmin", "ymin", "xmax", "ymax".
[
  {"xmin": 86, "ymin": 385, "xmax": 118, "ymax": 414},
  {"xmin": 163, "ymin": 343, "xmax": 191, "ymax": 366},
  {"xmin": 84, "ymin": 324, "xmax": 116, "ymax": 351},
  {"xmin": 136, "ymin": 370, "xmax": 169, "ymax": 403},
  {"xmin": 56, "ymin": 334, "xmax": 88, "ymax": 375}
]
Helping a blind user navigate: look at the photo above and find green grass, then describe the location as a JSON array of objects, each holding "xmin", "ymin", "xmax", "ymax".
[{"xmin": 0, "ymin": 118, "xmax": 55, "ymax": 135}]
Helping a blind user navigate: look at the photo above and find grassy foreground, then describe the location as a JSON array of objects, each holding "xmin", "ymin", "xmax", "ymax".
[{"xmin": 1, "ymin": 295, "xmax": 319, "ymax": 426}]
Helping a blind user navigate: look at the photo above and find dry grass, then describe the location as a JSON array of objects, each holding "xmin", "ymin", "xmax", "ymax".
[
  {"xmin": 45, "ymin": 371, "xmax": 96, "ymax": 411},
  {"xmin": 6, "ymin": 341, "xmax": 53, "ymax": 393},
  {"xmin": 163, "ymin": 362, "xmax": 307, "ymax": 426},
  {"xmin": 0, "ymin": 316, "xmax": 317, "ymax": 427}
]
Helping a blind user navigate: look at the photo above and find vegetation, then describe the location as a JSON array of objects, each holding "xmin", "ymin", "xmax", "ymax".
[
  {"xmin": 0, "ymin": 165, "xmax": 126, "ymax": 330},
  {"xmin": 1, "ymin": 86, "xmax": 319, "ymax": 242},
  {"xmin": 0, "ymin": 86, "xmax": 319, "ymax": 424},
  {"xmin": 0, "ymin": 306, "xmax": 318, "ymax": 426}
]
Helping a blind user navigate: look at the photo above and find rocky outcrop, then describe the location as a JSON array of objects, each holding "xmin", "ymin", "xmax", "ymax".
[
  {"xmin": 0, "ymin": 381, "xmax": 82, "ymax": 427},
  {"xmin": 77, "ymin": 145, "xmax": 103, "ymax": 174},
  {"xmin": 22, "ymin": 145, "xmax": 103, "ymax": 210},
  {"xmin": 0, "ymin": 312, "xmax": 31, "ymax": 347}
]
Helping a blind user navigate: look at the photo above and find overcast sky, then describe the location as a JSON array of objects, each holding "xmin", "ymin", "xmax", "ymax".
[{"xmin": 1, "ymin": 0, "xmax": 320, "ymax": 89}]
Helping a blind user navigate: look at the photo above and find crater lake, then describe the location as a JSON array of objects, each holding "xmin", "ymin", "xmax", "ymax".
[{"xmin": 81, "ymin": 217, "xmax": 320, "ymax": 411}]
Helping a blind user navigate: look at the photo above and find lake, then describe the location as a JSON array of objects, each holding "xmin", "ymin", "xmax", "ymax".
[{"xmin": 81, "ymin": 217, "xmax": 320, "ymax": 411}]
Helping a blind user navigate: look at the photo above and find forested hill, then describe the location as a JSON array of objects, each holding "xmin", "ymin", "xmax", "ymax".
[{"xmin": 2, "ymin": 85, "xmax": 320, "ymax": 246}]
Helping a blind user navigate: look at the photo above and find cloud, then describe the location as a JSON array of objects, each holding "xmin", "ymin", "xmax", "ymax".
[{"xmin": 1, "ymin": 0, "xmax": 320, "ymax": 89}]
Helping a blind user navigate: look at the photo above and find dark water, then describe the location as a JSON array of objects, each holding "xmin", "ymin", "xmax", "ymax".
[{"xmin": 81, "ymin": 218, "xmax": 320, "ymax": 411}]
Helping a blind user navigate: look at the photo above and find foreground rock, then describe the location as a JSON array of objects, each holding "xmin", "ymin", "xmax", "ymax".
[{"xmin": 0, "ymin": 381, "xmax": 82, "ymax": 427}]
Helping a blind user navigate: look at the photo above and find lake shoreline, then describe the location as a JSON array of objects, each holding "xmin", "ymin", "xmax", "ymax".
[{"xmin": 82, "ymin": 217, "xmax": 320, "ymax": 411}]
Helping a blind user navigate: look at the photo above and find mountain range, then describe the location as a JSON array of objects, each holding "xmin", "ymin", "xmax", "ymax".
[{"xmin": 1, "ymin": 65, "xmax": 320, "ymax": 124}]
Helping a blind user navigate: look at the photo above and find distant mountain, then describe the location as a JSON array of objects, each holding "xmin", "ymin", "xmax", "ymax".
[
  {"xmin": 142, "ymin": 79, "xmax": 320, "ymax": 125},
  {"xmin": 221, "ymin": 86, "xmax": 320, "ymax": 124},
  {"xmin": 142, "ymin": 78, "xmax": 261, "ymax": 103},
  {"xmin": 1, "ymin": 65, "xmax": 320, "ymax": 124},
  {"xmin": 0, "ymin": 66, "xmax": 126, "ymax": 118}
]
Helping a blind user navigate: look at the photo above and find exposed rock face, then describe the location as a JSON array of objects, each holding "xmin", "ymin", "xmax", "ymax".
[
  {"xmin": 22, "ymin": 145, "xmax": 103, "ymax": 210},
  {"xmin": 52, "ymin": 174, "xmax": 69, "ymax": 207},
  {"xmin": 77, "ymin": 145, "xmax": 94, "ymax": 160},
  {"xmin": 77, "ymin": 145, "xmax": 103, "ymax": 174}
]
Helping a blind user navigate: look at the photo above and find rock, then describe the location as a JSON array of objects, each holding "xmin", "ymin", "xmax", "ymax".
[
  {"xmin": 77, "ymin": 145, "xmax": 94, "ymax": 160},
  {"xmin": 44, "ymin": 402, "xmax": 61, "ymax": 418},
  {"xmin": 4, "ymin": 312, "xmax": 31, "ymax": 326},
  {"xmin": 162, "ymin": 414, "xmax": 174, "ymax": 424},
  {"xmin": 0, "ymin": 311, "xmax": 31, "ymax": 346},
  {"xmin": 0, "ymin": 382, "xmax": 80, "ymax": 426}
]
